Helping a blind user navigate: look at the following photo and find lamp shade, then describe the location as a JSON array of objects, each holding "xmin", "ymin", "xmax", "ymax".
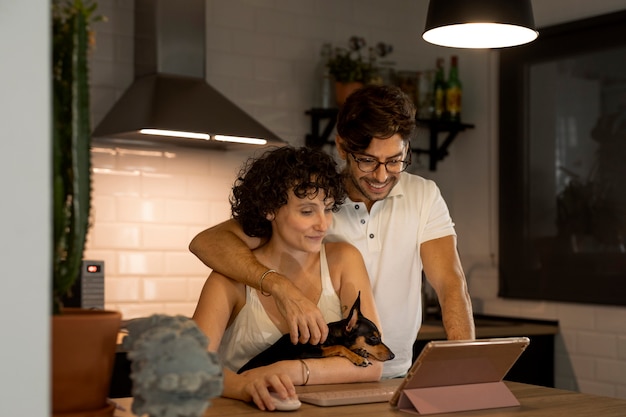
[{"xmin": 423, "ymin": 0, "xmax": 538, "ymax": 48}]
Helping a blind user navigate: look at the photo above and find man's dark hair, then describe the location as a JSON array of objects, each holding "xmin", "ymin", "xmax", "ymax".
[
  {"xmin": 231, "ymin": 146, "xmax": 346, "ymax": 238},
  {"xmin": 336, "ymin": 84, "xmax": 416, "ymax": 154}
]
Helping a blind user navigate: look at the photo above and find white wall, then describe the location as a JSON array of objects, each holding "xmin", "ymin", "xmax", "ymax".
[
  {"xmin": 85, "ymin": 0, "xmax": 626, "ymax": 402},
  {"xmin": 0, "ymin": 1, "xmax": 50, "ymax": 416}
]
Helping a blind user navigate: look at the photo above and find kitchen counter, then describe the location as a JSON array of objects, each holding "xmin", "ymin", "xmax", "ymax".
[
  {"xmin": 418, "ymin": 314, "xmax": 559, "ymax": 340},
  {"xmin": 111, "ymin": 380, "xmax": 626, "ymax": 417}
]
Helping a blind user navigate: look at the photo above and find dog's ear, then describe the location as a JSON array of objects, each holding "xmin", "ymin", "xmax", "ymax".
[{"xmin": 345, "ymin": 292, "xmax": 361, "ymax": 332}]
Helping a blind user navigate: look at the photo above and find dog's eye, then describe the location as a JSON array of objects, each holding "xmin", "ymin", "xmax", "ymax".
[{"xmin": 368, "ymin": 336, "xmax": 381, "ymax": 344}]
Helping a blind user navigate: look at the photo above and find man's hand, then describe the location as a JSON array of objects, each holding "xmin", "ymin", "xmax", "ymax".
[{"xmin": 272, "ymin": 277, "xmax": 329, "ymax": 345}]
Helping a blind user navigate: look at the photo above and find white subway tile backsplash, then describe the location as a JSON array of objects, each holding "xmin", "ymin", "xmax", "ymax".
[
  {"xmin": 596, "ymin": 358, "xmax": 626, "ymax": 384},
  {"xmin": 190, "ymin": 277, "xmax": 210, "ymax": 297},
  {"xmin": 557, "ymin": 303, "xmax": 597, "ymax": 330},
  {"xmin": 577, "ymin": 380, "xmax": 616, "ymax": 398},
  {"xmin": 568, "ymin": 354, "xmax": 595, "ymax": 380},
  {"xmin": 557, "ymin": 330, "xmax": 578, "ymax": 355},
  {"xmin": 256, "ymin": 8, "xmax": 301, "ymax": 37},
  {"xmin": 212, "ymin": 53, "xmax": 255, "ymax": 79},
  {"xmin": 231, "ymin": 31, "xmax": 275, "ymax": 57},
  {"xmin": 274, "ymin": 36, "xmax": 316, "ymax": 61},
  {"xmin": 90, "ymin": 223, "xmax": 141, "ymax": 249},
  {"xmin": 595, "ymin": 306, "xmax": 626, "ymax": 334},
  {"xmin": 166, "ymin": 252, "xmax": 211, "ymax": 276},
  {"xmin": 274, "ymin": 0, "xmax": 316, "ymax": 16},
  {"xmin": 118, "ymin": 252, "xmax": 165, "ymax": 275},
  {"xmin": 116, "ymin": 197, "xmax": 165, "ymax": 223},
  {"xmin": 142, "ymin": 224, "xmax": 190, "ymax": 250},
  {"xmin": 165, "ymin": 200, "xmax": 212, "ymax": 225},
  {"xmin": 110, "ymin": 303, "xmax": 167, "ymax": 320},
  {"xmin": 143, "ymin": 277, "xmax": 189, "ymax": 302},
  {"xmin": 163, "ymin": 302, "xmax": 198, "ymax": 318},
  {"xmin": 234, "ymin": 78, "xmax": 276, "ymax": 106},
  {"xmin": 209, "ymin": 201, "xmax": 232, "ymax": 225},
  {"xmin": 118, "ymin": 156, "xmax": 165, "ymax": 174},
  {"xmin": 205, "ymin": 26, "xmax": 232, "ymax": 52},
  {"xmin": 211, "ymin": 1, "xmax": 256, "ymax": 31},
  {"xmin": 142, "ymin": 173, "xmax": 187, "ymax": 198},
  {"xmin": 187, "ymin": 175, "xmax": 225, "ymax": 200},
  {"xmin": 207, "ymin": 150, "xmax": 252, "ymax": 178},
  {"xmin": 577, "ymin": 332, "xmax": 618, "ymax": 359},
  {"xmin": 163, "ymin": 149, "xmax": 212, "ymax": 176},
  {"xmin": 93, "ymin": 169, "xmax": 141, "ymax": 197},
  {"xmin": 106, "ymin": 277, "xmax": 141, "ymax": 302},
  {"xmin": 619, "ymin": 336, "xmax": 626, "ymax": 360},
  {"xmin": 92, "ymin": 195, "xmax": 117, "ymax": 222}
]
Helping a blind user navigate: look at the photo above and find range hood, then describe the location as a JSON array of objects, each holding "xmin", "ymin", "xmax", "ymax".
[{"xmin": 92, "ymin": 0, "xmax": 285, "ymax": 149}]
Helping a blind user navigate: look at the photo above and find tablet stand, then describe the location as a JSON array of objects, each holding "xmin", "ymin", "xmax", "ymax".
[{"xmin": 397, "ymin": 381, "xmax": 520, "ymax": 415}]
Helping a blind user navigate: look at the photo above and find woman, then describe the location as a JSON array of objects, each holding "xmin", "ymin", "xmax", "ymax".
[{"xmin": 192, "ymin": 146, "xmax": 384, "ymax": 411}]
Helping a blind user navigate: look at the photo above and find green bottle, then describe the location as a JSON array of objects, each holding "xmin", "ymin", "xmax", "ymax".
[
  {"xmin": 446, "ymin": 55, "xmax": 462, "ymax": 122},
  {"xmin": 433, "ymin": 58, "xmax": 447, "ymax": 120}
]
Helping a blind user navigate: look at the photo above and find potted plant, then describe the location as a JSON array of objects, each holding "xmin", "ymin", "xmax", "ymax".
[
  {"xmin": 51, "ymin": 1, "xmax": 121, "ymax": 416},
  {"xmin": 326, "ymin": 36, "xmax": 376, "ymax": 106}
]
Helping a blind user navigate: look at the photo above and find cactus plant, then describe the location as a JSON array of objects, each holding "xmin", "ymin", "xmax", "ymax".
[{"xmin": 52, "ymin": 0, "xmax": 100, "ymax": 314}]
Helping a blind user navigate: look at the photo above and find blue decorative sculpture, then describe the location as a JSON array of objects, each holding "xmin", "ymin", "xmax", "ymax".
[{"xmin": 122, "ymin": 315, "xmax": 223, "ymax": 417}]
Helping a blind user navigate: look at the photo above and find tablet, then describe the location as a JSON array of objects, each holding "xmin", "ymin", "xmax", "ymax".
[{"xmin": 389, "ymin": 336, "xmax": 530, "ymax": 414}]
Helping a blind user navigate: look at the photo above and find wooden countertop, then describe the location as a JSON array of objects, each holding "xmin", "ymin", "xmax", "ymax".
[
  {"xmin": 418, "ymin": 315, "xmax": 559, "ymax": 340},
  {"xmin": 111, "ymin": 379, "xmax": 626, "ymax": 416}
]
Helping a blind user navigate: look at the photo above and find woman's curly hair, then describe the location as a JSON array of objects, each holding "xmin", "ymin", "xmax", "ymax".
[{"xmin": 231, "ymin": 146, "xmax": 346, "ymax": 238}]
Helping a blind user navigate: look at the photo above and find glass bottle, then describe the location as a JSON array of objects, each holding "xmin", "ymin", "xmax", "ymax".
[
  {"xmin": 315, "ymin": 43, "xmax": 334, "ymax": 108},
  {"xmin": 446, "ymin": 55, "xmax": 462, "ymax": 122},
  {"xmin": 433, "ymin": 58, "xmax": 447, "ymax": 120}
]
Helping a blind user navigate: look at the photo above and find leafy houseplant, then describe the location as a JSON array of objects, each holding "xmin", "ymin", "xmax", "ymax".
[
  {"xmin": 51, "ymin": 2, "xmax": 121, "ymax": 416},
  {"xmin": 326, "ymin": 36, "xmax": 393, "ymax": 105},
  {"xmin": 327, "ymin": 36, "xmax": 375, "ymax": 84}
]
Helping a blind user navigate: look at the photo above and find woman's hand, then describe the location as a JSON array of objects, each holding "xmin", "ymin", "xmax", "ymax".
[{"xmin": 238, "ymin": 367, "xmax": 298, "ymax": 411}]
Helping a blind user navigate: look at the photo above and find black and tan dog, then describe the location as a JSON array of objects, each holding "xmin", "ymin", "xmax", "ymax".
[{"xmin": 237, "ymin": 292, "xmax": 394, "ymax": 373}]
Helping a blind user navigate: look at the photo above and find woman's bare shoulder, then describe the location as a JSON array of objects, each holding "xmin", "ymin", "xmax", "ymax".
[{"xmin": 325, "ymin": 241, "xmax": 360, "ymax": 254}]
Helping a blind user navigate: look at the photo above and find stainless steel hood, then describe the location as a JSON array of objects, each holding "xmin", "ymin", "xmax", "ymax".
[{"xmin": 92, "ymin": 0, "xmax": 285, "ymax": 149}]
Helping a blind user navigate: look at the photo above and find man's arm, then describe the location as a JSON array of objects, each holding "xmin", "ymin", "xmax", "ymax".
[
  {"xmin": 421, "ymin": 235, "xmax": 475, "ymax": 340},
  {"xmin": 189, "ymin": 219, "xmax": 329, "ymax": 344}
]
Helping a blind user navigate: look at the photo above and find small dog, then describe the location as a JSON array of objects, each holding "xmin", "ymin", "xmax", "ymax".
[{"xmin": 237, "ymin": 292, "xmax": 394, "ymax": 373}]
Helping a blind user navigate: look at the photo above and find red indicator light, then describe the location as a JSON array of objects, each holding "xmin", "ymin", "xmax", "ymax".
[{"xmin": 86, "ymin": 265, "xmax": 100, "ymax": 273}]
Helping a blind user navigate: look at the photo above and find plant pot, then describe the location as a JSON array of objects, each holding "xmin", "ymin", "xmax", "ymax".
[
  {"xmin": 52, "ymin": 308, "xmax": 122, "ymax": 417},
  {"xmin": 335, "ymin": 81, "xmax": 364, "ymax": 107}
]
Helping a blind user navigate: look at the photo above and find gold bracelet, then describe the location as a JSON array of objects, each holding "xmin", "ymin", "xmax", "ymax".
[
  {"xmin": 258, "ymin": 269, "xmax": 275, "ymax": 296},
  {"xmin": 299, "ymin": 359, "xmax": 310, "ymax": 385}
]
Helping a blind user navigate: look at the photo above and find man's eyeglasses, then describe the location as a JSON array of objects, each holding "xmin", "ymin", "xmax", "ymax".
[{"xmin": 349, "ymin": 152, "xmax": 411, "ymax": 174}]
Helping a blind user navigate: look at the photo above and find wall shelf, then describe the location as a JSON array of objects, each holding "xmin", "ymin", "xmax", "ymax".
[
  {"xmin": 305, "ymin": 108, "xmax": 474, "ymax": 171},
  {"xmin": 413, "ymin": 118, "xmax": 475, "ymax": 171}
]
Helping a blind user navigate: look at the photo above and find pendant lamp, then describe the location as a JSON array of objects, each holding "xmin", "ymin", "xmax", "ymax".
[{"xmin": 422, "ymin": 0, "xmax": 538, "ymax": 48}]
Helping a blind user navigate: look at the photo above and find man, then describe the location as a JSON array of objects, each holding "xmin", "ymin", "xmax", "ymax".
[{"xmin": 189, "ymin": 85, "xmax": 475, "ymax": 378}]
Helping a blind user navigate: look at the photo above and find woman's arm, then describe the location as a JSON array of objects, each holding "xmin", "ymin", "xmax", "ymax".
[
  {"xmin": 193, "ymin": 272, "xmax": 298, "ymax": 411},
  {"xmin": 190, "ymin": 219, "xmax": 329, "ymax": 345}
]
